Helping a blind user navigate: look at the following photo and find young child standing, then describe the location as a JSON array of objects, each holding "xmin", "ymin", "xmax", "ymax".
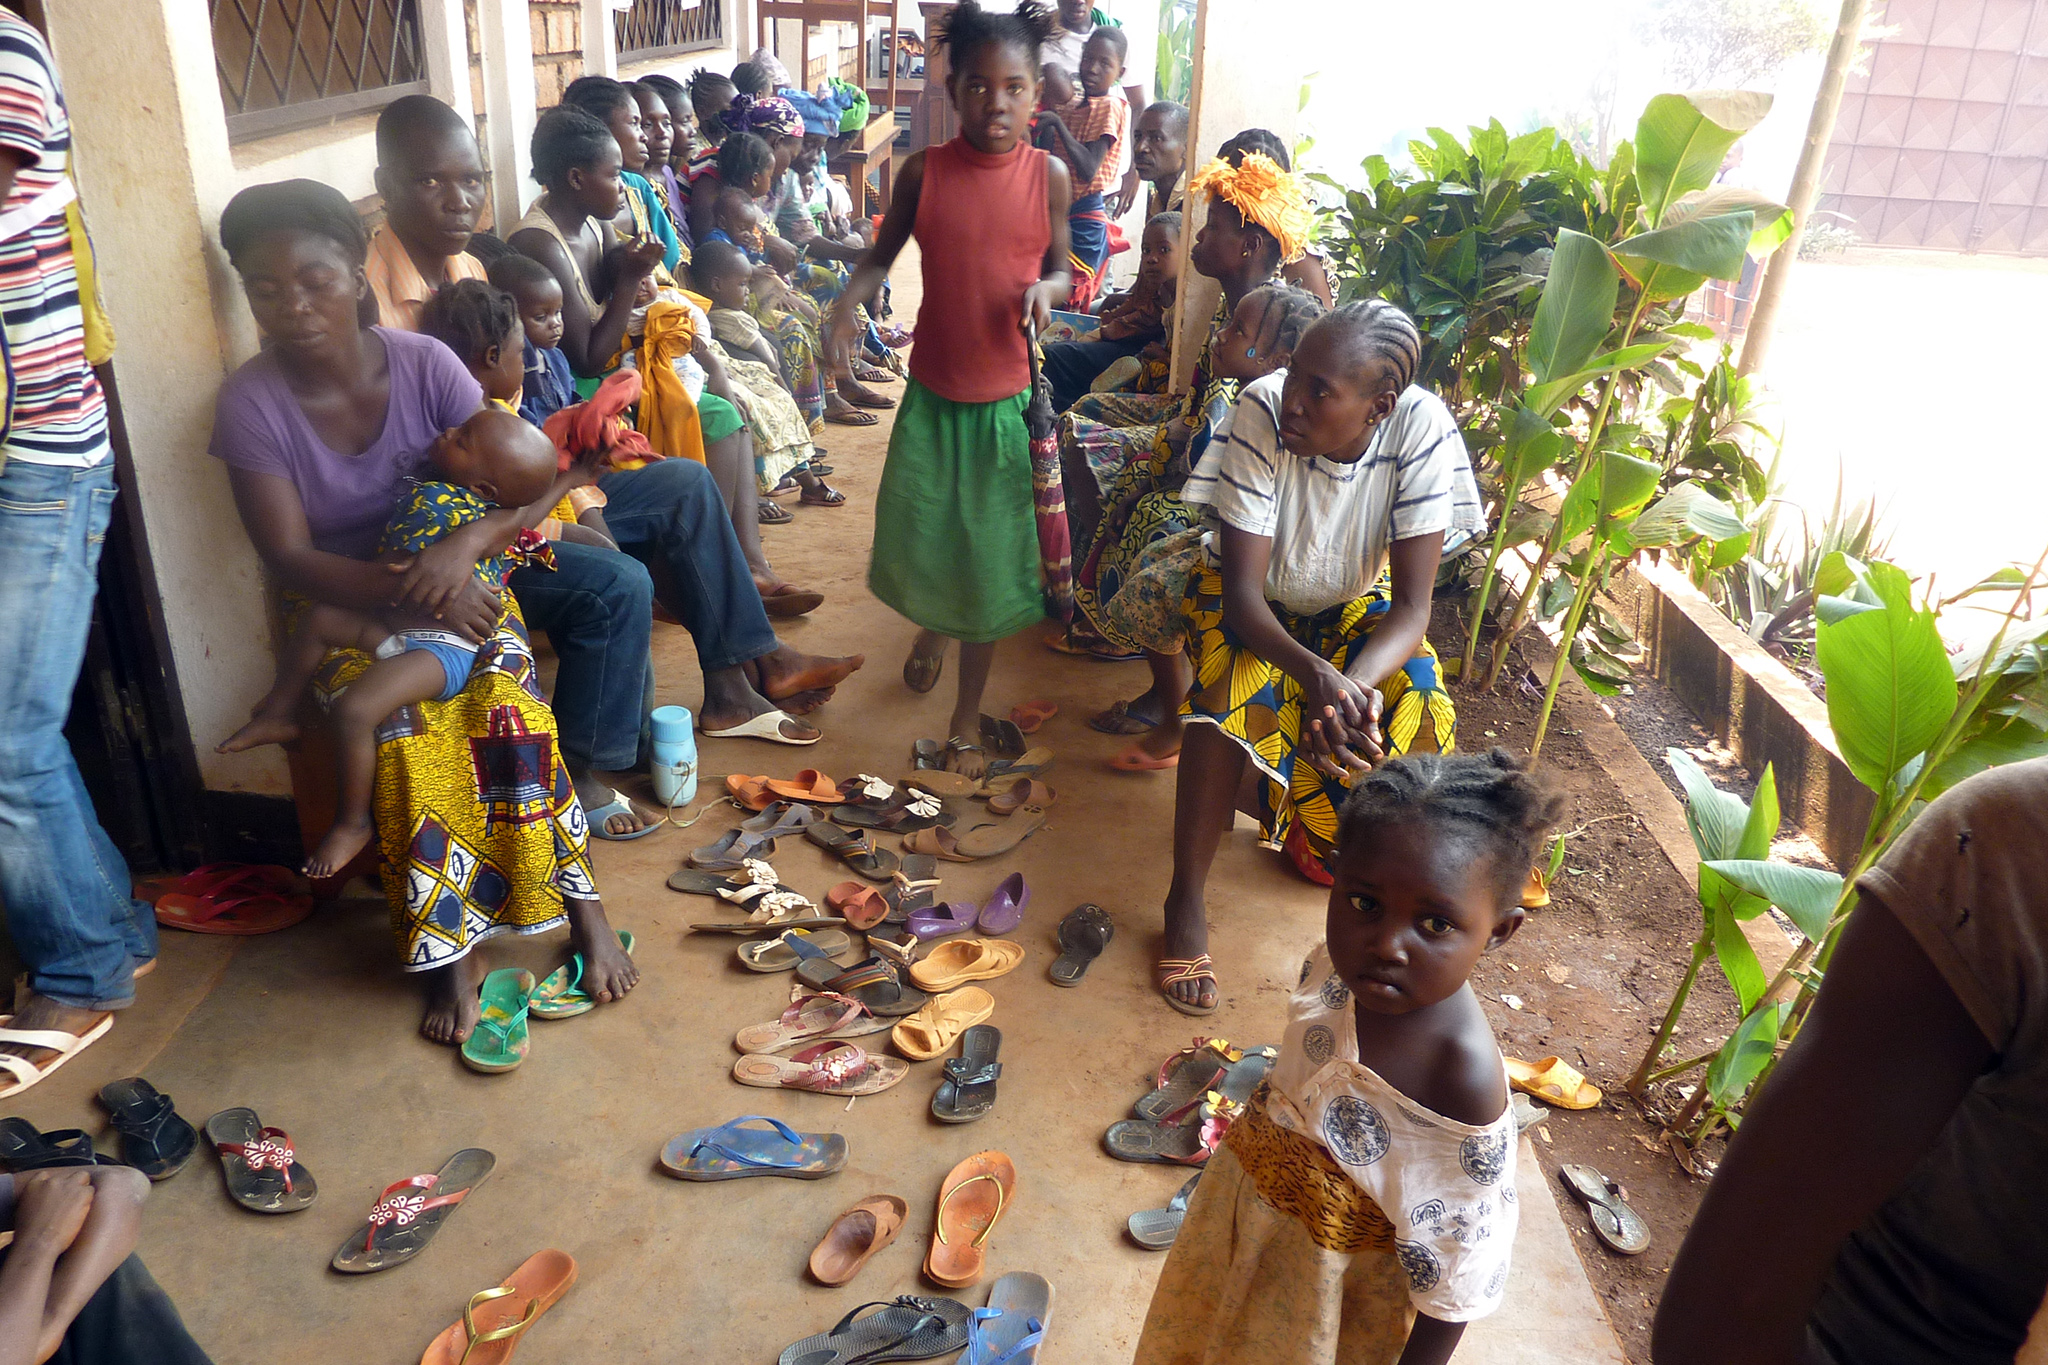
[
  {"xmin": 1031, "ymin": 25, "xmax": 1129, "ymax": 308},
  {"xmin": 826, "ymin": 0, "xmax": 1073, "ymax": 778},
  {"xmin": 219, "ymin": 407, "xmax": 599, "ymax": 878},
  {"xmin": 1135, "ymin": 749, "xmax": 1564, "ymax": 1365}
]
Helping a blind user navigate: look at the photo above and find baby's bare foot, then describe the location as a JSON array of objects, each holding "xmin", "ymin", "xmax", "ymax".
[
  {"xmin": 218, "ymin": 713, "xmax": 302, "ymax": 753},
  {"xmin": 303, "ymin": 818, "xmax": 374, "ymax": 880}
]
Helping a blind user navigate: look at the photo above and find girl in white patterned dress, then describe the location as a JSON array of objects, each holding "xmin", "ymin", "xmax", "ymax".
[{"xmin": 1134, "ymin": 749, "xmax": 1565, "ymax": 1365}]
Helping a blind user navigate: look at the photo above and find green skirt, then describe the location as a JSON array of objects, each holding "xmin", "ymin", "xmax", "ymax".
[{"xmin": 870, "ymin": 378, "xmax": 1043, "ymax": 644}]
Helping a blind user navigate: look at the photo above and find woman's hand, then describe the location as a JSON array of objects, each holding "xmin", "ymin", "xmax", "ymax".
[
  {"xmin": 1021, "ymin": 280, "xmax": 1065, "ymax": 336},
  {"xmin": 619, "ymin": 233, "xmax": 664, "ymax": 285},
  {"xmin": 387, "ymin": 554, "xmax": 502, "ymax": 642},
  {"xmin": 388, "ymin": 533, "xmax": 487, "ymax": 617},
  {"xmin": 1299, "ymin": 661, "xmax": 1381, "ymax": 777}
]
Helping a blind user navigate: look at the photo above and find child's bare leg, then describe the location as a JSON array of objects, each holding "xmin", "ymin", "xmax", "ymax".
[
  {"xmin": 1137, "ymin": 650, "xmax": 1194, "ymax": 759},
  {"xmin": 563, "ymin": 895, "xmax": 640, "ymax": 1003},
  {"xmin": 219, "ymin": 604, "xmax": 388, "ymax": 753},
  {"xmin": 945, "ymin": 639, "xmax": 996, "ymax": 778},
  {"xmin": 306, "ymin": 650, "xmax": 449, "ymax": 879}
]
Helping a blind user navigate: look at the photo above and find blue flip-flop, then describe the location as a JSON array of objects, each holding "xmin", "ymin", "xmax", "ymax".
[
  {"xmin": 586, "ymin": 794, "xmax": 664, "ymax": 841},
  {"xmin": 964, "ymin": 1273, "xmax": 1054, "ymax": 1364},
  {"xmin": 658, "ymin": 1115, "xmax": 848, "ymax": 1181}
]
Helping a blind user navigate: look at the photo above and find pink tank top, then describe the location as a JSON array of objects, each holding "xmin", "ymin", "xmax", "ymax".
[{"xmin": 909, "ymin": 138, "xmax": 1050, "ymax": 404}]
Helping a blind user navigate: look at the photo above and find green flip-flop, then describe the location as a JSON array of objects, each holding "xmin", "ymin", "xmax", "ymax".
[
  {"xmin": 461, "ymin": 969, "xmax": 536, "ymax": 1074},
  {"xmin": 529, "ymin": 930, "xmax": 637, "ymax": 1020}
]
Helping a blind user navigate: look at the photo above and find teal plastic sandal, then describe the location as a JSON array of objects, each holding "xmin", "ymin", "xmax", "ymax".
[
  {"xmin": 461, "ymin": 969, "xmax": 536, "ymax": 1074},
  {"xmin": 529, "ymin": 930, "xmax": 637, "ymax": 1020}
]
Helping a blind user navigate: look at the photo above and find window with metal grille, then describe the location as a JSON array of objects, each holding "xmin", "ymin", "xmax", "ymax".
[
  {"xmin": 212, "ymin": 0, "xmax": 429, "ymax": 142},
  {"xmin": 617, "ymin": 0, "xmax": 727, "ymax": 60}
]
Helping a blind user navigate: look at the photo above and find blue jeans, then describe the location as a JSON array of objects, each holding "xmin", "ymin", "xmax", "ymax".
[
  {"xmin": 0, "ymin": 459, "xmax": 156, "ymax": 1010},
  {"xmin": 598, "ymin": 459, "xmax": 776, "ymax": 672},
  {"xmin": 508, "ymin": 540, "xmax": 654, "ymax": 775},
  {"xmin": 1044, "ymin": 334, "xmax": 1153, "ymax": 414}
]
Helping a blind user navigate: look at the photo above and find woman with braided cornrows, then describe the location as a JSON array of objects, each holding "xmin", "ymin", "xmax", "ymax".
[
  {"xmin": 1136, "ymin": 749, "xmax": 1563, "ymax": 1364},
  {"xmin": 1151, "ymin": 300, "xmax": 1488, "ymax": 1017}
]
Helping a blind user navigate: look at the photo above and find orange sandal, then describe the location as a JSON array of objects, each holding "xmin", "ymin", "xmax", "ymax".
[{"xmin": 925, "ymin": 1151, "xmax": 1016, "ymax": 1288}]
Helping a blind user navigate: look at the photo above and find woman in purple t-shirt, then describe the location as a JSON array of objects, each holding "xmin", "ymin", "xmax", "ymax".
[{"xmin": 209, "ymin": 180, "xmax": 640, "ymax": 1046}]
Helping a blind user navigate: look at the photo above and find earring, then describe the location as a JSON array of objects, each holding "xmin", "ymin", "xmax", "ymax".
[{"xmin": 1246, "ymin": 346, "xmax": 1257, "ymax": 358}]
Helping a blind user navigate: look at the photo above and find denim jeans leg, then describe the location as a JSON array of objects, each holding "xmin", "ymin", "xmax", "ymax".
[
  {"xmin": 597, "ymin": 460, "xmax": 777, "ymax": 671},
  {"xmin": 35, "ymin": 1254, "xmax": 215, "ymax": 1365},
  {"xmin": 509, "ymin": 541, "xmax": 654, "ymax": 773},
  {"xmin": 0, "ymin": 460, "xmax": 142, "ymax": 1010}
]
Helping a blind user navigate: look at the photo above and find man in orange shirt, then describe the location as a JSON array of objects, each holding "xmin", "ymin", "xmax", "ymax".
[{"xmin": 365, "ymin": 95, "xmax": 489, "ymax": 330}]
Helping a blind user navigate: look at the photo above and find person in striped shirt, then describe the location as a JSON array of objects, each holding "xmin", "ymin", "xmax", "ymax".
[{"xmin": 0, "ymin": 10, "xmax": 160, "ymax": 1100}]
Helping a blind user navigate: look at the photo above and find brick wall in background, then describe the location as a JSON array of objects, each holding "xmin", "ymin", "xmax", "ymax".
[
  {"xmin": 463, "ymin": 0, "xmax": 496, "ymax": 229},
  {"xmin": 530, "ymin": 0, "xmax": 584, "ymax": 108}
]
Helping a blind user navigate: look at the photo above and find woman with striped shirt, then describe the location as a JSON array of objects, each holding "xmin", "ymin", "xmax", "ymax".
[{"xmin": 1153, "ymin": 301, "xmax": 1486, "ymax": 1016}]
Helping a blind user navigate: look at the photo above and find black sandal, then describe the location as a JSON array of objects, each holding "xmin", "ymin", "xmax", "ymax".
[
  {"xmin": 804, "ymin": 823, "xmax": 901, "ymax": 881},
  {"xmin": 0, "ymin": 1117, "xmax": 106, "ymax": 1170},
  {"xmin": 775, "ymin": 1295, "xmax": 971, "ymax": 1365},
  {"xmin": 932, "ymin": 1026, "xmax": 1002, "ymax": 1124},
  {"xmin": 97, "ymin": 1077, "xmax": 198, "ymax": 1180},
  {"xmin": 1050, "ymin": 904, "xmax": 1115, "ymax": 987}
]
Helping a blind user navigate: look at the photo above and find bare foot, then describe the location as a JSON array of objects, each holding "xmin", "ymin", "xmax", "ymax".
[
  {"xmin": 772, "ymin": 687, "xmax": 834, "ymax": 717},
  {"xmin": 755, "ymin": 647, "xmax": 864, "ymax": 701},
  {"xmin": 420, "ymin": 953, "xmax": 487, "ymax": 1045},
  {"xmin": 0, "ymin": 993, "xmax": 111, "ymax": 1080},
  {"xmin": 303, "ymin": 817, "xmax": 374, "ymax": 879},
  {"xmin": 834, "ymin": 376, "xmax": 894, "ymax": 408},
  {"xmin": 1138, "ymin": 717, "xmax": 1186, "ymax": 761},
  {"xmin": 566, "ymin": 899, "xmax": 640, "ymax": 1004},
  {"xmin": 943, "ymin": 734, "xmax": 988, "ymax": 780},
  {"xmin": 218, "ymin": 712, "xmax": 302, "ymax": 754},
  {"xmin": 1160, "ymin": 890, "xmax": 1219, "ymax": 1011}
]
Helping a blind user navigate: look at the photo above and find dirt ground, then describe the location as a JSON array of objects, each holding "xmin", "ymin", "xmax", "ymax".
[{"xmin": 1440, "ymin": 626, "xmax": 1740, "ymax": 1365}]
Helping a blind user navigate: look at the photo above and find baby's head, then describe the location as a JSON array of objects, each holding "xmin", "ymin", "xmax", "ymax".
[
  {"xmin": 1211, "ymin": 285, "xmax": 1323, "ymax": 384},
  {"xmin": 692, "ymin": 238, "xmax": 754, "ymax": 313},
  {"xmin": 418, "ymin": 278, "xmax": 524, "ymax": 405},
  {"xmin": 427, "ymin": 406, "xmax": 561, "ymax": 509},
  {"xmin": 1078, "ymin": 26, "xmax": 1126, "ymax": 99},
  {"xmin": 1326, "ymin": 750, "xmax": 1563, "ymax": 1015},
  {"xmin": 487, "ymin": 253, "xmax": 565, "ymax": 353},
  {"xmin": 1137, "ymin": 210, "xmax": 1180, "ymax": 291},
  {"xmin": 715, "ymin": 185, "xmax": 768, "ymax": 251},
  {"xmin": 1038, "ymin": 63, "xmax": 1074, "ymax": 111},
  {"xmin": 1276, "ymin": 300, "xmax": 1421, "ymax": 461}
]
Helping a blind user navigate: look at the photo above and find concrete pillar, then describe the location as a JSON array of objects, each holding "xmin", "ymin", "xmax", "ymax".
[
  {"xmin": 479, "ymin": 0, "xmax": 544, "ymax": 229},
  {"xmin": 43, "ymin": 0, "xmax": 287, "ymax": 795},
  {"xmin": 423, "ymin": 0, "xmax": 478, "ymax": 125},
  {"xmin": 583, "ymin": 0, "xmax": 620, "ymax": 78},
  {"xmin": 1167, "ymin": 0, "xmax": 1297, "ymax": 392}
]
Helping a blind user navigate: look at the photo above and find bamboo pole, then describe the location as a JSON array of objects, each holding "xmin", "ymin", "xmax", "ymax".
[{"xmin": 1736, "ymin": 0, "xmax": 1871, "ymax": 378}]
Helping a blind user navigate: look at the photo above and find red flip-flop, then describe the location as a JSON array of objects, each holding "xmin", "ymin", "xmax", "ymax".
[
  {"xmin": 1109, "ymin": 745, "xmax": 1180, "ymax": 773},
  {"xmin": 145, "ymin": 864, "xmax": 313, "ymax": 936},
  {"xmin": 1009, "ymin": 700, "xmax": 1058, "ymax": 734}
]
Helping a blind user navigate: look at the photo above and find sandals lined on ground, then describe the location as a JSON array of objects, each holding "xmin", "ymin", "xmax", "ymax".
[
  {"xmin": 1559, "ymin": 1164, "xmax": 1652, "ymax": 1254},
  {"xmin": 732, "ymin": 1041, "xmax": 909, "ymax": 1096},
  {"xmin": 1128, "ymin": 1174, "xmax": 1200, "ymax": 1251},
  {"xmin": 910, "ymin": 939, "xmax": 1026, "ymax": 992},
  {"xmin": 145, "ymin": 863, "xmax": 313, "ymax": 935},
  {"xmin": 931, "ymin": 1025, "xmax": 1002, "ymax": 1124},
  {"xmin": 736, "ymin": 992, "xmax": 892, "ymax": 1054},
  {"xmin": 660, "ymin": 1116, "xmax": 847, "ymax": 1182},
  {"xmin": 966, "ymin": 1272, "xmax": 1053, "ymax": 1365},
  {"xmin": 461, "ymin": 970, "xmax": 535, "ymax": 1074},
  {"xmin": 926, "ymin": 1152, "xmax": 1016, "ymax": 1289},
  {"xmin": 1506, "ymin": 1054, "xmax": 1604, "ymax": 1110},
  {"xmin": 205, "ymin": 1107, "xmax": 317, "ymax": 1213},
  {"xmin": 738, "ymin": 928, "xmax": 854, "ymax": 973},
  {"xmin": 805, "ymin": 822, "xmax": 901, "ymax": 881},
  {"xmin": 96, "ymin": 1077, "xmax": 197, "ymax": 1180},
  {"xmin": 796, "ymin": 955, "xmax": 930, "ymax": 1018},
  {"xmin": 1049, "ymin": 905, "xmax": 1113, "ymax": 986},
  {"xmin": 418, "ymin": 1249, "xmax": 577, "ymax": 1365},
  {"xmin": 331, "ymin": 1148, "xmax": 495, "ymax": 1273},
  {"xmin": 809, "ymin": 1194, "xmax": 909, "ymax": 1287},
  {"xmin": 528, "ymin": 931, "xmax": 636, "ymax": 1020},
  {"xmin": 0, "ymin": 1011, "xmax": 112, "ymax": 1100},
  {"xmin": 891, "ymin": 988, "xmax": 995, "ymax": 1062},
  {"xmin": 775, "ymin": 1296, "xmax": 972, "ymax": 1365},
  {"xmin": 0, "ymin": 1119, "xmax": 106, "ymax": 1170}
]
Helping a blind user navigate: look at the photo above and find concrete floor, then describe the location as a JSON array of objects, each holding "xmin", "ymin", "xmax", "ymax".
[{"xmin": 8, "ymin": 252, "xmax": 1627, "ymax": 1364}]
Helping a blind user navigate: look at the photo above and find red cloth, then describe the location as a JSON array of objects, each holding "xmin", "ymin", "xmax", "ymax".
[
  {"xmin": 909, "ymin": 138, "xmax": 1049, "ymax": 403},
  {"xmin": 543, "ymin": 369, "xmax": 654, "ymax": 472}
]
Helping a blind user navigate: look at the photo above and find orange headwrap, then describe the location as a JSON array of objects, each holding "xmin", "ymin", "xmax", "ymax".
[{"xmin": 1185, "ymin": 152, "xmax": 1314, "ymax": 265}]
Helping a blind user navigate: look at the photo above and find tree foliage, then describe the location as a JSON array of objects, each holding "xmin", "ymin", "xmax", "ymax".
[{"xmin": 1645, "ymin": 0, "xmax": 1831, "ymax": 88}]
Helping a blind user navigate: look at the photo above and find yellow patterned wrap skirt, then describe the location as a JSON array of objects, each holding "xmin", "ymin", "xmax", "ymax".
[
  {"xmin": 306, "ymin": 598, "xmax": 598, "ymax": 971},
  {"xmin": 1134, "ymin": 1100, "xmax": 1417, "ymax": 1364},
  {"xmin": 1180, "ymin": 565, "xmax": 1457, "ymax": 871}
]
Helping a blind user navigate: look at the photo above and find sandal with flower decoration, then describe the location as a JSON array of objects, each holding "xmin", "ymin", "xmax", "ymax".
[
  {"xmin": 1102, "ymin": 1091, "xmax": 1243, "ymax": 1166},
  {"xmin": 331, "ymin": 1147, "xmax": 495, "ymax": 1272},
  {"xmin": 1133, "ymin": 1040, "xmax": 1278, "ymax": 1122},
  {"xmin": 205, "ymin": 1107, "xmax": 317, "ymax": 1213},
  {"xmin": 831, "ymin": 777, "xmax": 954, "ymax": 833},
  {"xmin": 732, "ymin": 1041, "xmax": 910, "ymax": 1096},
  {"xmin": 735, "ymin": 992, "xmax": 894, "ymax": 1054}
]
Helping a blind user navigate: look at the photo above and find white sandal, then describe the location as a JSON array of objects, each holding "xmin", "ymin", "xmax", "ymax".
[
  {"xmin": 701, "ymin": 709, "xmax": 820, "ymax": 746},
  {"xmin": 0, "ymin": 1013, "xmax": 113, "ymax": 1098}
]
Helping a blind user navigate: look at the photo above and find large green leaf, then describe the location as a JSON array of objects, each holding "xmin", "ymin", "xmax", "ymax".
[
  {"xmin": 1707, "ymin": 1001, "xmax": 1789, "ymax": 1108},
  {"xmin": 1525, "ymin": 342, "xmax": 1674, "ymax": 419},
  {"xmin": 1816, "ymin": 562, "xmax": 1957, "ymax": 793},
  {"xmin": 1527, "ymin": 229, "xmax": 1618, "ymax": 386},
  {"xmin": 1597, "ymin": 451, "xmax": 1663, "ymax": 529},
  {"xmin": 1497, "ymin": 402, "xmax": 1564, "ymax": 498},
  {"xmin": 1614, "ymin": 211, "xmax": 1757, "ymax": 301},
  {"xmin": 1702, "ymin": 859, "xmax": 1845, "ymax": 942},
  {"xmin": 1667, "ymin": 748, "xmax": 1750, "ymax": 860},
  {"xmin": 1635, "ymin": 90, "xmax": 1774, "ymax": 227},
  {"xmin": 1736, "ymin": 763, "xmax": 1779, "ymax": 862},
  {"xmin": 1630, "ymin": 481, "xmax": 1750, "ymax": 549},
  {"xmin": 1667, "ymin": 186, "xmax": 1795, "ymax": 254},
  {"xmin": 1920, "ymin": 715, "xmax": 2048, "ymax": 801},
  {"xmin": 1557, "ymin": 471, "xmax": 1600, "ymax": 545},
  {"xmin": 1711, "ymin": 900, "xmax": 1768, "ymax": 1012}
]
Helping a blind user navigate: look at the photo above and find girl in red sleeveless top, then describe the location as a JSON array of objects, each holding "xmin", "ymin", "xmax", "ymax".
[{"xmin": 826, "ymin": 1, "xmax": 1073, "ymax": 778}]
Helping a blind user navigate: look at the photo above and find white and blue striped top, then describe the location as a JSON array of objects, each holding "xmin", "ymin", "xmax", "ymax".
[{"xmin": 1184, "ymin": 373, "xmax": 1485, "ymax": 614}]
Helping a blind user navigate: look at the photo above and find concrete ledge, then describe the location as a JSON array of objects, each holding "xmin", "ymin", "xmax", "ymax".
[{"xmin": 1609, "ymin": 559, "xmax": 1872, "ymax": 870}]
